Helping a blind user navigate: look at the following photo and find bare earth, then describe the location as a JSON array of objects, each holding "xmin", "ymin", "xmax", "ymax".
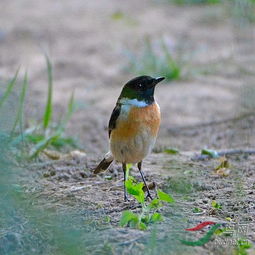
[{"xmin": 1, "ymin": 0, "xmax": 255, "ymax": 254}]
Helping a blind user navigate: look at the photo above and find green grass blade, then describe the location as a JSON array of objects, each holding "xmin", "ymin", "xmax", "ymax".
[
  {"xmin": 51, "ymin": 136, "xmax": 78, "ymax": 148},
  {"xmin": 11, "ymin": 72, "xmax": 28, "ymax": 135},
  {"xmin": 0, "ymin": 69, "xmax": 19, "ymax": 109},
  {"xmin": 29, "ymin": 133, "xmax": 60, "ymax": 159},
  {"xmin": 43, "ymin": 55, "xmax": 53, "ymax": 130},
  {"xmin": 11, "ymin": 127, "xmax": 37, "ymax": 146}
]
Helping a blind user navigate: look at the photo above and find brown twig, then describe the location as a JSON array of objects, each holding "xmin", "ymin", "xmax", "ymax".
[
  {"xmin": 168, "ymin": 112, "xmax": 255, "ymax": 134},
  {"xmin": 191, "ymin": 148, "xmax": 255, "ymax": 161}
]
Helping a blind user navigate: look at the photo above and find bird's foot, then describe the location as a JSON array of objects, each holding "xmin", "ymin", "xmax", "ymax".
[
  {"xmin": 145, "ymin": 191, "xmax": 153, "ymax": 200},
  {"xmin": 124, "ymin": 193, "xmax": 130, "ymax": 202}
]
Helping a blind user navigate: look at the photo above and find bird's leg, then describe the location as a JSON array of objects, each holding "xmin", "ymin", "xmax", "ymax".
[
  {"xmin": 137, "ymin": 161, "xmax": 153, "ymax": 200},
  {"xmin": 122, "ymin": 163, "xmax": 129, "ymax": 201}
]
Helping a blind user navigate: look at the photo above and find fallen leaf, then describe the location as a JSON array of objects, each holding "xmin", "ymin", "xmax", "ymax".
[
  {"xmin": 43, "ymin": 149, "xmax": 61, "ymax": 160},
  {"xmin": 214, "ymin": 157, "xmax": 231, "ymax": 177},
  {"xmin": 215, "ymin": 168, "xmax": 231, "ymax": 177},
  {"xmin": 215, "ymin": 156, "xmax": 230, "ymax": 169},
  {"xmin": 43, "ymin": 149, "xmax": 86, "ymax": 161}
]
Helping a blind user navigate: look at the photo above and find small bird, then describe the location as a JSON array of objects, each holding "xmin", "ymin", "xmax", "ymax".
[{"xmin": 94, "ymin": 75, "xmax": 164, "ymax": 201}]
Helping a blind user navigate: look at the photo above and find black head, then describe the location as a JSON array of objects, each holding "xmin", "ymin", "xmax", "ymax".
[{"xmin": 119, "ymin": 75, "xmax": 165, "ymax": 104}]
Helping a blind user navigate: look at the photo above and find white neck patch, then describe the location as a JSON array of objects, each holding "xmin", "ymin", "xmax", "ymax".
[{"xmin": 119, "ymin": 98, "xmax": 148, "ymax": 107}]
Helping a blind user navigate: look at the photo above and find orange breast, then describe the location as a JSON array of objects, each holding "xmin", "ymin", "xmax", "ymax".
[{"xmin": 111, "ymin": 102, "xmax": 161, "ymax": 141}]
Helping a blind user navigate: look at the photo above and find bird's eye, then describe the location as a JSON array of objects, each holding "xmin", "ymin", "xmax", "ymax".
[{"xmin": 138, "ymin": 84, "xmax": 142, "ymax": 88}]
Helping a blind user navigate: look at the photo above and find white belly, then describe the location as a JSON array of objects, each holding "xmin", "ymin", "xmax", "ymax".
[{"xmin": 110, "ymin": 128, "xmax": 156, "ymax": 164}]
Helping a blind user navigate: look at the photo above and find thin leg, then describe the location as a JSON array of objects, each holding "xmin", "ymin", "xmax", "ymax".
[
  {"xmin": 137, "ymin": 161, "xmax": 153, "ymax": 200},
  {"xmin": 122, "ymin": 163, "xmax": 129, "ymax": 201}
]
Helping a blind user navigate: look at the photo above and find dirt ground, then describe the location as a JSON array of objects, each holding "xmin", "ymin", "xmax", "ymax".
[{"xmin": 1, "ymin": 0, "xmax": 255, "ymax": 254}]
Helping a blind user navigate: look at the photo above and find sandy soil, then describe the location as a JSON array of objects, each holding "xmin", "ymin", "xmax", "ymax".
[{"xmin": 0, "ymin": 0, "xmax": 255, "ymax": 254}]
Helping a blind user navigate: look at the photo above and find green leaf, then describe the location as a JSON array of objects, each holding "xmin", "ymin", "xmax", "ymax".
[
  {"xmin": 150, "ymin": 213, "xmax": 163, "ymax": 223},
  {"xmin": 201, "ymin": 149, "xmax": 219, "ymax": 158},
  {"xmin": 125, "ymin": 178, "xmax": 145, "ymax": 203},
  {"xmin": 157, "ymin": 189, "xmax": 175, "ymax": 203},
  {"xmin": 43, "ymin": 54, "xmax": 53, "ymax": 129},
  {"xmin": 192, "ymin": 207, "xmax": 202, "ymax": 213},
  {"xmin": 236, "ymin": 239, "xmax": 252, "ymax": 249},
  {"xmin": 119, "ymin": 210, "xmax": 138, "ymax": 227},
  {"xmin": 148, "ymin": 199, "xmax": 162, "ymax": 209},
  {"xmin": 164, "ymin": 148, "xmax": 179, "ymax": 154},
  {"xmin": 139, "ymin": 222, "xmax": 147, "ymax": 230},
  {"xmin": 214, "ymin": 228, "xmax": 226, "ymax": 236},
  {"xmin": 141, "ymin": 215, "xmax": 150, "ymax": 224},
  {"xmin": 211, "ymin": 200, "xmax": 222, "ymax": 209}
]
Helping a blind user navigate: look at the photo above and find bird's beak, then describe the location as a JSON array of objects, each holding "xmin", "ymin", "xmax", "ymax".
[{"xmin": 154, "ymin": 77, "xmax": 165, "ymax": 85}]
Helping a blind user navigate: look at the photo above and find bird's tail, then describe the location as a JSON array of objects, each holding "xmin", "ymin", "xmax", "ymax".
[{"xmin": 94, "ymin": 152, "xmax": 114, "ymax": 174}]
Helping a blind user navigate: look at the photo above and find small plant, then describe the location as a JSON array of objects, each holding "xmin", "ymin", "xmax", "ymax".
[
  {"xmin": 234, "ymin": 239, "xmax": 252, "ymax": 255},
  {"xmin": 192, "ymin": 207, "xmax": 203, "ymax": 213},
  {"xmin": 164, "ymin": 148, "xmax": 179, "ymax": 154},
  {"xmin": 119, "ymin": 176, "xmax": 174, "ymax": 230},
  {"xmin": 126, "ymin": 37, "xmax": 181, "ymax": 81},
  {"xmin": 1, "ymin": 56, "xmax": 78, "ymax": 159},
  {"xmin": 27, "ymin": 57, "xmax": 77, "ymax": 158},
  {"xmin": 211, "ymin": 200, "xmax": 222, "ymax": 209}
]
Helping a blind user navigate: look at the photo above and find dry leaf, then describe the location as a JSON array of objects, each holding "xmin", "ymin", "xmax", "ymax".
[
  {"xmin": 215, "ymin": 168, "xmax": 231, "ymax": 177},
  {"xmin": 43, "ymin": 149, "xmax": 61, "ymax": 160},
  {"xmin": 43, "ymin": 149, "xmax": 86, "ymax": 160},
  {"xmin": 214, "ymin": 157, "xmax": 231, "ymax": 177}
]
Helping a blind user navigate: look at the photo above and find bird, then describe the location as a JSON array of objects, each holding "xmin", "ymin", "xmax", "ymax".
[{"xmin": 94, "ymin": 75, "xmax": 165, "ymax": 201}]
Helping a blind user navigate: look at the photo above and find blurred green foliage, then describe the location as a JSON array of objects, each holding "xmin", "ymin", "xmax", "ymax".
[
  {"xmin": 0, "ymin": 88, "xmax": 90, "ymax": 255},
  {"xmin": 126, "ymin": 37, "xmax": 181, "ymax": 81},
  {"xmin": 234, "ymin": 239, "xmax": 252, "ymax": 255},
  {"xmin": 1, "ymin": 57, "xmax": 79, "ymax": 160}
]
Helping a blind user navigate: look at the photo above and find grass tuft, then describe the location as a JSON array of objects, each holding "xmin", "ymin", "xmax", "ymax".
[
  {"xmin": 126, "ymin": 37, "xmax": 181, "ymax": 81},
  {"xmin": 1, "ymin": 56, "xmax": 78, "ymax": 159}
]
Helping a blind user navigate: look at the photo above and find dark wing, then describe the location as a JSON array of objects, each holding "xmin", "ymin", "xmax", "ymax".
[{"xmin": 108, "ymin": 104, "xmax": 121, "ymax": 138}]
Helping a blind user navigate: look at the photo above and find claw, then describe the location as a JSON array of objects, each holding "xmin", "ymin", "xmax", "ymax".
[{"xmin": 124, "ymin": 195, "xmax": 130, "ymax": 202}]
